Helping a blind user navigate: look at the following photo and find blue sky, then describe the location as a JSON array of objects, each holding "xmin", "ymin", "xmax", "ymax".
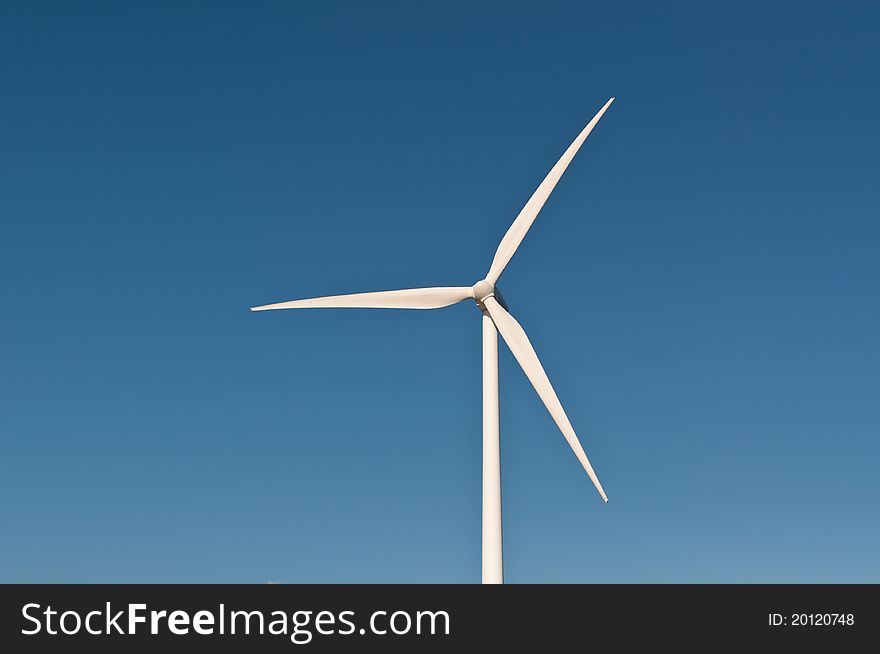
[{"xmin": 1, "ymin": 1, "xmax": 878, "ymax": 582}]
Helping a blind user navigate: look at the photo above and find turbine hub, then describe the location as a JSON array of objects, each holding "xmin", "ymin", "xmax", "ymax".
[
  {"xmin": 472, "ymin": 280, "xmax": 495, "ymax": 303},
  {"xmin": 472, "ymin": 280, "xmax": 510, "ymax": 312}
]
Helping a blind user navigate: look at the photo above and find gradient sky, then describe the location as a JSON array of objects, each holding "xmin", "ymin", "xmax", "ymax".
[{"xmin": 2, "ymin": 1, "xmax": 878, "ymax": 583}]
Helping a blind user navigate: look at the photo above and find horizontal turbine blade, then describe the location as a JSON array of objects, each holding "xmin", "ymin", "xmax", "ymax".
[
  {"xmin": 483, "ymin": 296, "xmax": 607, "ymax": 502},
  {"xmin": 251, "ymin": 286, "xmax": 473, "ymax": 311},
  {"xmin": 486, "ymin": 98, "xmax": 614, "ymax": 284}
]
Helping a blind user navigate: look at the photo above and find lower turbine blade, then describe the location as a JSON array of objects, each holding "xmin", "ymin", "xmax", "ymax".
[
  {"xmin": 483, "ymin": 296, "xmax": 608, "ymax": 502},
  {"xmin": 251, "ymin": 286, "xmax": 473, "ymax": 311}
]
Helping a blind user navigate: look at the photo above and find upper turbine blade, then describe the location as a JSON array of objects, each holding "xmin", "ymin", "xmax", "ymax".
[
  {"xmin": 250, "ymin": 286, "xmax": 473, "ymax": 311},
  {"xmin": 482, "ymin": 296, "xmax": 608, "ymax": 502},
  {"xmin": 486, "ymin": 98, "xmax": 614, "ymax": 284}
]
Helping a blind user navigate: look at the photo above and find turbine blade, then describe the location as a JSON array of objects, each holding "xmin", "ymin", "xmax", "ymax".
[
  {"xmin": 251, "ymin": 286, "xmax": 473, "ymax": 311},
  {"xmin": 483, "ymin": 296, "xmax": 607, "ymax": 502},
  {"xmin": 486, "ymin": 98, "xmax": 614, "ymax": 284}
]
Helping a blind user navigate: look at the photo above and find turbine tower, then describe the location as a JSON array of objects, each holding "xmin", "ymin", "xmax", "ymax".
[{"xmin": 252, "ymin": 98, "xmax": 615, "ymax": 583}]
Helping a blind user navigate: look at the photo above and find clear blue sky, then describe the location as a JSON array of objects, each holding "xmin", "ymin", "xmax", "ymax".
[{"xmin": 2, "ymin": 1, "xmax": 878, "ymax": 582}]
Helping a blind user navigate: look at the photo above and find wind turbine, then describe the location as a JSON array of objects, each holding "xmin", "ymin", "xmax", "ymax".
[{"xmin": 252, "ymin": 98, "xmax": 615, "ymax": 583}]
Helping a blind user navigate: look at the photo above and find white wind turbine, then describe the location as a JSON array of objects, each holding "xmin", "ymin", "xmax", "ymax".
[{"xmin": 252, "ymin": 98, "xmax": 615, "ymax": 583}]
